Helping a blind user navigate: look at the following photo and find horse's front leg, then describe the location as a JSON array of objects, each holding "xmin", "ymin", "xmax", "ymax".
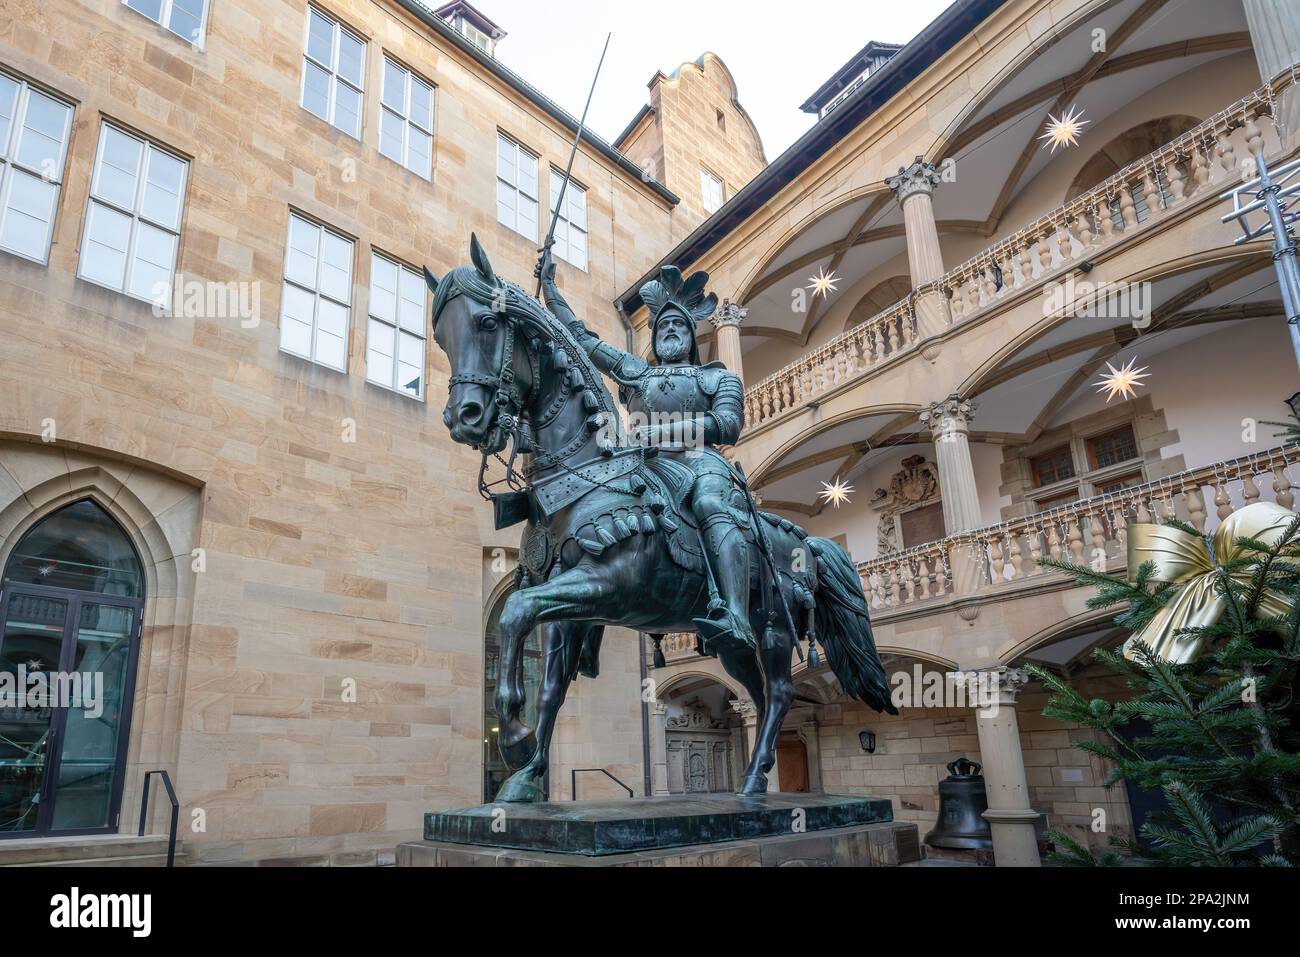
[
  {"xmin": 495, "ymin": 621, "xmax": 585, "ymax": 803},
  {"xmin": 493, "ymin": 566, "xmax": 612, "ymax": 802},
  {"xmin": 742, "ymin": 628, "xmax": 796, "ymax": 795}
]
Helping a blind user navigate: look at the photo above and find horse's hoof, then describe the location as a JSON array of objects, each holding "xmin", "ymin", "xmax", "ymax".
[
  {"xmin": 495, "ymin": 770, "xmax": 545, "ymax": 803},
  {"xmin": 738, "ymin": 772, "xmax": 768, "ymax": 797},
  {"xmin": 498, "ymin": 724, "xmax": 537, "ymax": 770}
]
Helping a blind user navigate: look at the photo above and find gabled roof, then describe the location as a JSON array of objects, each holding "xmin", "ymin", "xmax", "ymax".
[
  {"xmin": 433, "ymin": 0, "xmax": 507, "ymax": 40},
  {"xmin": 397, "ymin": 0, "xmax": 677, "ymax": 205},
  {"xmin": 800, "ymin": 40, "xmax": 905, "ymax": 114},
  {"xmin": 615, "ymin": 0, "xmax": 1009, "ymax": 315}
]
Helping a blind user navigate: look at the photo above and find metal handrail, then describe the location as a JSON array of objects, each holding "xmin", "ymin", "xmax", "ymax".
[
  {"xmin": 137, "ymin": 769, "xmax": 180, "ymax": 867},
  {"xmin": 570, "ymin": 768, "xmax": 634, "ymax": 800}
]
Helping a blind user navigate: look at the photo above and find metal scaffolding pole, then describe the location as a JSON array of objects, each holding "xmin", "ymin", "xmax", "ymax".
[{"xmin": 1221, "ymin": 152, "xmax": 1300, "ymax": 372}]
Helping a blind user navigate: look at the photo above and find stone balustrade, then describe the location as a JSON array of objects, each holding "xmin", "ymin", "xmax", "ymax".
[
  {"xmin": 858, "ymin": 444, "xmax": 1300, "ymax": 613},
  {"xmin": 740, "ymin": 80, "xmax": 1291, "ymax": 433}
]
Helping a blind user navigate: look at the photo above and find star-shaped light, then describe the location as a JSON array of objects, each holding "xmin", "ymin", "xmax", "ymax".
[
  {"xmin": 819, "ymin": 477, "xmax": 855, "ymax": 508},
  {"xmin": 807, "ymin": 267, "xmax": 840, "ymax": 298},
  {"xmin": 1039, "ymin": 105, "xmax": 1090, "ymax": 153},
  {"xmin": 1093, "ymin": 357, "xmax": 1150, "ymax": 402}
]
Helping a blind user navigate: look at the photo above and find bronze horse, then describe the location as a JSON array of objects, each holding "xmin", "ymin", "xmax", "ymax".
[{"xmin": 428, "ymin": 236, "xmax": 895, "ymax": 802}]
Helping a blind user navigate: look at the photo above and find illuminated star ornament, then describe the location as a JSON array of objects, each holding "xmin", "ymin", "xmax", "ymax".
[
  {"xmin": 807, "ymin": 267, "xmax": 840, "ymax": 298},
  {"xmin": 1094, "ymin": 357, "xmax": 1150, "ymax": 402},
  {"xmin": 1039, "ymin": 105, "xmax": 1090, "ymax": 153},
  {"xmin": 819, "ymin": 477, "xmax": 855, "ymax": 508}
]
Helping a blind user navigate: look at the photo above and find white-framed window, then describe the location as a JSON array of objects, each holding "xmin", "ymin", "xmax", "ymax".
[
  {"xmin": 279, "ymin": 213, "xmax": 353, "ymax": 371},
  {"xmin": 123, "ymin": 0, "xmax": 209, "ymax": 45},
  {"xmin": 379, "ymin": 58, "xmax": 433, "ymax": 179},
  {"xmin": 549, "ymin": 169, "xmax": 587, "ymax": 271},
  {"xmin": 367, "ymin": 253, "xmax": 426, "ymax": 399},
  {"xmin": 496, "ymin": 133, "xmax": 538, "ymax": 241},
  {"xmin": 700, "ymin": 169, "xmax": 724, "ymax": 214},
  {"xmin": 78, "ymin": 124, "xmax": 188, "ymax": 304},
  {"xmin": 300, "ymin": 7, "xmax": 365, "ymax": 139},
  {"xmin": 0, "ymin": 72, "xmax": 73, "ymax": 264}
]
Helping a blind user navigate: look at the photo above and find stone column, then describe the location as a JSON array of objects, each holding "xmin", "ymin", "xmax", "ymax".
[
  {"xmin": 731, "ymin": 697, "xmax": 759, "ymax": 766},
  {"xmin": 709, "ymin": 299, "xmax": 746, "ymax": 384},
  {"xmin": 1243, "ymin": 0, "xmax": 1300, "ymax": 148},
  {"xmin": 887, "ymin": 157, "xmax": 951, "ymax": 340},
  {"xmin": 960, "ymin": 668, "xmax": 1041, "ymax": 867},
  {"xmin": 649, "ymin": 701, "xmax": 670, "ymax": 796},
  {"xmin": 797, "ymin": 721, "xmax": 823, "ymax": 792},
  {"xmin": 919, "ymin": 396, "xmax": 981, "ymax": 534}
]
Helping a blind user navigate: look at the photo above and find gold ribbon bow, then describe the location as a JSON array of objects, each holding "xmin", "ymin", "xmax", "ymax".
[{"xmin": 1122, "ymin": 501, "xmax": 1299, "ymax": 664}]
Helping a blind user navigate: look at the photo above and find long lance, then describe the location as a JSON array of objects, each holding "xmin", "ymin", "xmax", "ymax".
[{"xmin": 535, "ymin": 31, "xmax": 612, "ymax": 297}]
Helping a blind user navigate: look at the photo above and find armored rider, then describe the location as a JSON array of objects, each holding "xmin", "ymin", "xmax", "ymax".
[{"xmin": 536, "ymin": 252, "xmax": 755, "ymax": 651}]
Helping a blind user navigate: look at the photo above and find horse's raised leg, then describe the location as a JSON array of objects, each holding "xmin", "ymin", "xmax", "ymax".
[
  {"xmin": 492, "ymin": 566, "xmax": 613, "ymax": 803},
  {"xmin": 495, "ymin": 621, "xmax": 584, "ymax": 803},
  {"xmin": 740, "ymin": 629, "xmax": 796, "ymax": 796}
]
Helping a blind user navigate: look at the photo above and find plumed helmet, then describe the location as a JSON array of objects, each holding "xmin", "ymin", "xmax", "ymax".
[{"xmin": 640, "ymin": 266, "xmax": 718, "ymax": 365}]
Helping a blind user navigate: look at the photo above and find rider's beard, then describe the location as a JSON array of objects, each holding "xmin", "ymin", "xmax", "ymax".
[{"xmin": 656, "ymin": 333, "xmax": 690, "ymax": 363}]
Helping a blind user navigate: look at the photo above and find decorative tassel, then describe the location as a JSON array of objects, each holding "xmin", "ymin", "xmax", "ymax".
[
  {"xmin": 651, "ymin": 634, "xmax": 666, "ymax": 669},
  {"xmin": 578, "ymin": 538, "xmax": 605, "ymax": 557},
  {"xmin": 567, "ymin": 368, "xmax": 584, "ymax": 391},
  {"xmin": 639, "ymin": 512, "xmax": 656, "ymax": 534},
  {"xmin": 596, "ymin": 526, "xmax": 618, "ymax": 547},
  {"xmin": 553, "ymin": 349, "xmax": 570, "ymax": 371},
  {"xmin": 808, "ymin": 639, "xmax": 821, "ymax": 669},
  {"xmin": 582, "ymin": 390, "xmax": 599, "ymax": 413}
]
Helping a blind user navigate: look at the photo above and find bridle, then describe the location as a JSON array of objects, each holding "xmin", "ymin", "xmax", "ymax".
[
  {"xmin": 439, "ymin": 283, "xmax": 642, "ymax": 509},
  {"xmin": 441, "ymin": 288, "xmax": 537, "ymax": 501}
]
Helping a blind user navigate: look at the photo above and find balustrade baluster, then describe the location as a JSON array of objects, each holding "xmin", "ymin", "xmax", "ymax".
[
  {"xmin": 1242, "ymin": 469, "xmax": 1262, "ymax": 506},
  {"xmin": 1185, "ymin": 483, "xmax": 1207, "ymax": 532},
  {"xmin": 1215, "ymin": 482, "xmax": 1233, "ymax": 521},
  {"xmin": 1273, "ymin": 462, "xmax": 1295, "ymax": 510},
  {"xmin": 1007, "ymin": 532, "xmax": 1023, "ymax": 580}
]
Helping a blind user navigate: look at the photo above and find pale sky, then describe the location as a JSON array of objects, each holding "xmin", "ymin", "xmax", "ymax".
[{"xmin": 468, "ymin": 0, "xmax": 956, "ymax": 158}]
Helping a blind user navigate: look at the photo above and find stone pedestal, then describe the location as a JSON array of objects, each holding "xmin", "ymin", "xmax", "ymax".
[{"xmin": 400, "ymin": 793, "xmax": 919, "ymax": 867}]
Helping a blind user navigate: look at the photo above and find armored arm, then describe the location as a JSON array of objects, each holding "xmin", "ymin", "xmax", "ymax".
[
  {"xmin": 701, "ymin": 370, "xmax": 744, "ymax": 446},
  {"xmin": 538, "ymin": 254, "xmax": 640, "ymax": 380}
]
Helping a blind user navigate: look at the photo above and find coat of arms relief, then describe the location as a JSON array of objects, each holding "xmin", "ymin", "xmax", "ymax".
[{"xmin": 869, "ymin": 455, "xmax": 942, "ymax": 555}]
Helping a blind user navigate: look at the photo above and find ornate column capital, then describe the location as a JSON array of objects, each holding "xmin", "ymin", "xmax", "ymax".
[
  {"xmin": 886, "ymin": 157, "xmax": 942, "ymax": 205},
  {"xmin": 730, "ymin": 697, "xmax": 758, "ymax": 722},
  {"xmin": 652, "ymin": 700, "xmax": 668, "ymax": 717},
  {"xmin": 710, "ymin": 299, "xmax": 747, "ymax": 330},
  {"xmin": 919, "ymin": 395, "xmax": 977, "ymax": 439},
  {"xmin": 953, "ymin": 666, "xmax": 1033, "ymax": 708}
]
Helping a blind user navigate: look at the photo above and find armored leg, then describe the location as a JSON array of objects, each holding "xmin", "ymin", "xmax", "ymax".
[{"xmin": 691, "ymin": 476, "xmax": 755, "ymax": 650}]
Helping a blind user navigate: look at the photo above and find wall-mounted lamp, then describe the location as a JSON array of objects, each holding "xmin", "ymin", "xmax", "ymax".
[
  {"xmin": 858, "ymin": 730, "xmax": 877, "ymax": 754},
  {"xmin": 1076, "ymin": 261, "xmax": 1094, "ymax": 274}
]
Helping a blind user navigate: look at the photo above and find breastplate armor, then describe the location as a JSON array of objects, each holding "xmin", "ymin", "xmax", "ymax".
[{"xmin": 625, "ymin": 366, "xmax": 712, "ymax": 419}]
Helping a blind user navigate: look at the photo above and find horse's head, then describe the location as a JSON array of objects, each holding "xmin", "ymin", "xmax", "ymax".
[{"xmin": 426, "ymin": 234, "xmax": 540, "ymax": 454}]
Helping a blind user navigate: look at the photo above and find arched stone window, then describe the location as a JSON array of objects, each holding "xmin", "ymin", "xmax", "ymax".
[
  {"xmin": 845, "ymin": 275, "xmax": 912, "ymax": 332},
  {"xmin": 0, "ymin": 499, "xmax": 144, "ymax": 837},
  {"xmin": 1066, "ymin": 115, "xmax": 1201, "ymax": 227}
]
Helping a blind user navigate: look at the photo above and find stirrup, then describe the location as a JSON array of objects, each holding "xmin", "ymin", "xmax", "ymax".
[{"xmin": 693, "ymin": 606, "xmax": 755, "ymax": 650}]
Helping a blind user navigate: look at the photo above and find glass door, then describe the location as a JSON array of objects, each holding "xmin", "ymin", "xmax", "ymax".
[
  {"xmin": 0, "ymin": 588, "xmax": 140, "ymax": 836},
  {"xmin": 0, "ymin": 590, "xmax": 67, "ymax": 834}
]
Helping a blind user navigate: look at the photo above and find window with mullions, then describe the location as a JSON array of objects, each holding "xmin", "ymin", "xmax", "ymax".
[
  {"xmin": 78, "ymin": 124, "xmax": 188, "ymax": 304},
  {"xmin": 280, "ymin": 213, "xmax": 353, "ymax": 371},
  {"xmin": 548, "ymin": 169, "xmax": 587, "ymax": 271},
  {"xmin": 0, "ymin": 72, "xmax": 72, "ymax": 265},
  {"xmin": 379, "ymin": 59, "xmax": 433, "ymax": 179},
  {"xmin": 496, "ymin": 134, "xmax": 538, "ymax": 241},
  {"xmin": 301, "ymin": 7, "xmax": 365, "ymax": 139},
  {"xmin": 366, "ymin": 253, "xmax": 426, "ymax": 399},
  {"xmin": 123, "ymin": 0, "xmax": 209, "ymax": 45}
]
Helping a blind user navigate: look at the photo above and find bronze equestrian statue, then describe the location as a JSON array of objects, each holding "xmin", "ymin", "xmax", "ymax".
[{"xmin": 427, "ymin": 235, "xmax": 895, "ymax": 803}]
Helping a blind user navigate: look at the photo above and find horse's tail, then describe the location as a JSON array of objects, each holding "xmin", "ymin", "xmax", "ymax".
[{"xmin": 807, "ymin": 537, "xmax": 897, "ymax": 715}]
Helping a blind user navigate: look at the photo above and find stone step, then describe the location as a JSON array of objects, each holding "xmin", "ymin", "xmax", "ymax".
[{"xmin": 0, "ymin": 835, "xmax": 180, "ymax": 866}]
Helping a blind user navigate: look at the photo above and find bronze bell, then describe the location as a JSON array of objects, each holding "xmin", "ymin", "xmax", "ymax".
[{"xmin": 925, "ymin": 757, "xmax": 993, "ymax": 850}]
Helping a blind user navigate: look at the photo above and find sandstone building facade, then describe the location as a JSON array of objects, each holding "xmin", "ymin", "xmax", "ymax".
[{"xmin": 2, "ymin": 0, "xmax": 1299, "ymax": 868}]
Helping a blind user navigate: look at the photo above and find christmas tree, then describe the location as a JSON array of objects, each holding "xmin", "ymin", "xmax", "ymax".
[{"xmin": 1025, "ymin": 513, "xmax": 1300, "ymax": 866}]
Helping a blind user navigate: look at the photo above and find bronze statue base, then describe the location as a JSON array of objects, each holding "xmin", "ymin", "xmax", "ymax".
[{"xmin": 404, "ymin": 793, "xmax": 915, "ymax": 865}]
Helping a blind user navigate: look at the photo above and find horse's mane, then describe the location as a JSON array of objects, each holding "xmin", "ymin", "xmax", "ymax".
[{"xmin": 433, "ymin": 266, "xmax": 623, "ymax": 438}]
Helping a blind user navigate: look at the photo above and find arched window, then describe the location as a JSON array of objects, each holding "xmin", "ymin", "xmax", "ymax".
[
  {"xmin": 1066, "ymin": 115, "xmax": 1201, "ymax": 229},
  {"xmin": 481, "ymin": 587, "xmax": 542, "ymax": 802},
  {"xmin": 0, "ymin": 499, "xmax": 144, "ymax": 837}
]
